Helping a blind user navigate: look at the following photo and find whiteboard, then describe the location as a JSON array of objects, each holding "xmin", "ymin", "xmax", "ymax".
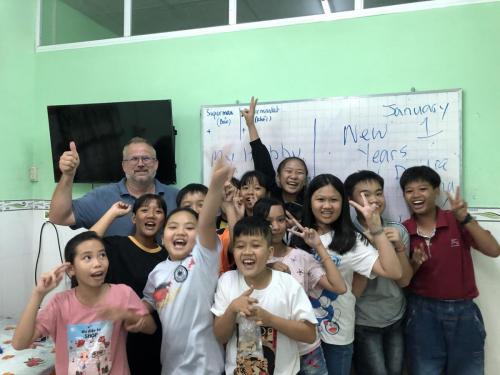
[{"xmin": 201, "ymin": 89, "xmax": 462, "ymax": 222}]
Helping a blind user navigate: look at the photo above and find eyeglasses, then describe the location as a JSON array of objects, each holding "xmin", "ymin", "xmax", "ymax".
[{"xmin": 123, "ymin": 156, "xmax": 157, "ymax": 165}]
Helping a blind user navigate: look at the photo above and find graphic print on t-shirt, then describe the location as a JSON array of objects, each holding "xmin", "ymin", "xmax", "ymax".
[
  {"xmin": 310, "ymin": 253, "xmax": 340, "ymax": 337},
  {"xmin": 152, "ymin": 256, "xmax": 196, "ymax": 310},
  {"xmin": 67, "ymin": 320, "xmax": 113, "ymax": 374},
  {"xmin": 260, "ymin": 325, "xmax": 277, "ymax": 374}
]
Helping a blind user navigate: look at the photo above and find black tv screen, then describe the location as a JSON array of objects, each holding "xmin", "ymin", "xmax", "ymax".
[{"xmin": 48, "ymin": 100, "xmax": 176, "ymax": 184}]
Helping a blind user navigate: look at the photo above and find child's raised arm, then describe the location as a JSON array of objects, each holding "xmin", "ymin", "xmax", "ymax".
[
  {"xmin": 241, "ymin": 96, "xmax": 259, "ymax": 142},
  {"xmin": 350, "ymin": 194, "xmax": 403, "ymax": 280},
  {"xmin": 90, "ymin": 201, "xmax": 131, "ymax": 237},
  {"xmin": 220, "ymin": 180, "xmax": 244, "ymax": 242},
  {"xmin": 241, "ymin": 97, "xmax": 277, "ymax": 185},
  {"xmin": 198, "ymin": 158, "xmax": 234, "ymax": 250},
  {"xmin": 12, "ymin": 263, "xmax": 70, "ymax": 350}
]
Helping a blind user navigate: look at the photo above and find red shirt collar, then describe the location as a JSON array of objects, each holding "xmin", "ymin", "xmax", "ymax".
[{"xmin": 405, "ymin": 207, "xmax": 450, "ymax": 235}]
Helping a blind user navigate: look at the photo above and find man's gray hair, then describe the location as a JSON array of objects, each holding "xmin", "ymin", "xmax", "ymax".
[{"xmin": 122, "ymin": 137, "xmax": 156, "ymax": 158}]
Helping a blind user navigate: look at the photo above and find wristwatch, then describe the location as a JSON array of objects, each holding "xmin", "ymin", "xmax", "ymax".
[{"xmin": 460, "ymin": 213, "xmax": 474, "ymax": 225}]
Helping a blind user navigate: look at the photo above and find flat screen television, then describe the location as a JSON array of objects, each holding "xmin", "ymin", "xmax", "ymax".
[{"xmin": 48, "ymin": 100, "xmax": 176, "ymax": 184}]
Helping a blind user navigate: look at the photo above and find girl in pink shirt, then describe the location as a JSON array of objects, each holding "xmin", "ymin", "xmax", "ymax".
[{"xmin": 12, "ymin": 231, "xmax": 156, "ymax": 375}]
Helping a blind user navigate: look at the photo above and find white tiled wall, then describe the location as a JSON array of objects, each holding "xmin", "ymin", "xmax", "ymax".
[
  {"xmin": 0, "ymin": 209, "xmax": 36, "ymax": 318},
  {"xmin": 0, "ymin": 203, "xmax": 84, "ymax": 317}
]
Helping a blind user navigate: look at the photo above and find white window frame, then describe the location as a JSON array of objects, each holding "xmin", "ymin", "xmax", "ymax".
[{"xmin": 36, "ymin": 0, "xmax": 500, "ymax": 52}]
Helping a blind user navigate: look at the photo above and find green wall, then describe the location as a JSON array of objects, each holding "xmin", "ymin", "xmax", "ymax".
[
  {"xmin": 2, "ymin": 1, "xmax": 500, "ymax": 207},
  {"xmin": 0, "ymin": 1, "xmax": 36, "ymax": 199}
]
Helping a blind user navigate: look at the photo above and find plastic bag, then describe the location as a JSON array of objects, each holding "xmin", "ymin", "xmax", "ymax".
[{"xmin": 234, "ymin": 316, "xmax": 268, "ymax": 375}]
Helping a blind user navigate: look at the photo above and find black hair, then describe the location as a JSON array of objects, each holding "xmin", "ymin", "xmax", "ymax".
[
  {"xmin": 277, "ymin": 157, "xmax": 309, "ymax": 177},
  {"xmin": 253, "ymin": 197, "xmax": 285, "ymax": 220},
  {"xmin": 233, "ymin": 216, "xmax": 272, "ymax": 246},
  {"xmin": 284, "ymin": 201, "xmax": 304, "ymax": 222},
  {"xmin": 133, "ymin": 193, "xmax": 167, "ymax": 214},
  {"xmin": 64, "ymin": 231, "xmax": 105, "ymax": 288},
  {"xmin": 229, "ymin": 177, "xmax": 241, "ymax": 189},
  {"xmin": 344, "ymin": 170, "xmax": 385, "ymax": 198},
  {"xmin": 303, "ymin": 174, "xmax": 358, "ymax": 255},
  {"xmin": 175, "ymin": 183, "xmax": 208, "ymax": 207},
  {"xmin": 399, "ymin": 166, "xmax": 441, "ymax": 190},
  {"xmin": 240, "ymin": 170, "xmax": 271, "ymax": 192},
  {"xmin": 165, "ymin": 207, "xmax": 199, "ymax": 224}
]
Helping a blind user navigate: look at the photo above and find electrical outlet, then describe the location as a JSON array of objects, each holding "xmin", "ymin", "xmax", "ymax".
[{"xmin": 29, "ymin": 166, "xmax": 38, "ymax": 182}]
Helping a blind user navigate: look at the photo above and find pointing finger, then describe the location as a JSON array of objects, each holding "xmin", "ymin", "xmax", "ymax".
[{"xmin": 242, "ymin": 286, "xmax": 254, "ymax": 296}]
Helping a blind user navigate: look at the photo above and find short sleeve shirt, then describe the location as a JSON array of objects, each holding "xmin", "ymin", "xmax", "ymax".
[
  {"xmin": 353, "ymin": 218, "xmax": 409, "ymax": 327},
  {"xmin": 309, "ymin": 231, "xmax": 379, "ymax": 345},
  {"xmin": 403, "ymin": 208, "xmax": 478, "ymax": 300},
  {"xmin": 36, "ymin": 284, "xmax": 147, "ymax": 375},
  {"xmin": 211, "ymin": 270, "xmax": 317, "ymax": 375},
  {"xmin": 268, "ymin": 248, "xmax": 325, "ymax": 294},
  {"xmin": 268, "ymin": 247, "xmax": 326, "ymax": 354},
  {"xmin": 142, "ymin": 237, "xmax": 224, "ymax": 375}
]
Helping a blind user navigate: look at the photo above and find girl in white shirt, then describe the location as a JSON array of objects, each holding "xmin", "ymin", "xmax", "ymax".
[{"xmin": 298, "ymin": 174, "xmax": 402, "ymax": 375}]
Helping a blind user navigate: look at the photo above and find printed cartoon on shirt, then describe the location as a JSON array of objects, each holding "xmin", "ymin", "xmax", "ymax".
[
  {"xmin": 67, "ymin": 320, "xmax": 113, "ymax": 374},
  {"xmin": 310, "ymin": 253, "xmax": 341, "ymax": 337}
]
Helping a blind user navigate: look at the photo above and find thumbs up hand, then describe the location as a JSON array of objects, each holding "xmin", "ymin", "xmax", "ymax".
[{"xmin": 59, "ymin": 141, "xmax": 80, "ymax": 177}]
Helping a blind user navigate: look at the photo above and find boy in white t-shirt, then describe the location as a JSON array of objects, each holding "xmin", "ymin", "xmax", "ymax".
[{"xmin": 211, "ymin": 216, "xmax": 317, "ymax": 375}]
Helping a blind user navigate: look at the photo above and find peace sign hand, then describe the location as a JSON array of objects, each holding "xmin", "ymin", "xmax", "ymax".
[
  {"xmin": 240, "ymin": 96, "xmax": 258, "ymax": 126},
  {"xmin": 286, "ymin": 211, "xmax": 322, "ymax": 248},
  {"xmin": 447, "ymin": 186, "xmax": 468, "ymax": 222},
  {"xmin": 222, "ymin": 170, "xmax": 237, "ymax": 202},
  {"xmin": 35, "ymin": 262, "xmax": 71, "ymax": 296},
  {"xmin": 349, "ymin": 193, "xmax": 382, "ymax": 232}
]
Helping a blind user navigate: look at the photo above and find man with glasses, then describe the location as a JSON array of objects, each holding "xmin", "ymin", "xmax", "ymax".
[{"xmin": 48, "ymin": 137, "xmax": 177, "ymax": 236}]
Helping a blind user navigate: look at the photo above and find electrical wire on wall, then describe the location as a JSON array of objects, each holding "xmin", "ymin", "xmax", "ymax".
[{"xmin": 34, "ymin": 221, "xmax": 64, "ymax": 286}]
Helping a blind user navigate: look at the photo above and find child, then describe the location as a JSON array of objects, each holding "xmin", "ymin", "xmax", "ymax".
[
  {"xmin": 90, "ymin": 193, "xmax": 167, "ymax": 374},
  {"xmin": 212, "ymin": 216, "xmax": 318, "ymax": 375},
  {"xmin": 12, "ymin": 231, "xmax": 156, "ymax": 375},
  {"xmin": 241, "ymin": 96, "xmax": 309, "ymax": 205},
  {"xmin": 176, "ymin": 183, "xmax": 208, "ymax": 214},
  {"xmin": 301, "ymin": 174, "xmax": 402, "ymax": 375},
  {"xmin": 240, "ymin": 170, "xmax": 271, "ymax": 216},
  {"xmin": 253, "ymin": 197, "xmax": 346, "ymax": 374},
  {"xmin": 344, "ymin": 170, "xmax": 413, "ymax": 375},
  {"xmin": 399, "ymin": 166, "xmax": 500, "ymax": 375},
  {"xmin": 142, "ymin": 160, "xmax": 233, "ymax": 374}
]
